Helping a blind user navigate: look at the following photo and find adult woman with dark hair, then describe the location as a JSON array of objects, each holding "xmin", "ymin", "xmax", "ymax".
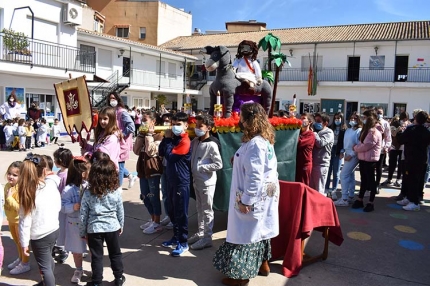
[
  {"xmin": 351, "ymin": 109, "xmax": 382, "ymax": 212},
  {"xmin": 334, "ymin": 113, "xmax": 362, "ymax": 206},
  {"xmin": 213, "ymin": 103, "xmax": 279, "ymax": 286},
  {"xmin": 106, "ymin": 92, "xmax": 136, "ymax": 188},
  {"xmin": 326, "ymin": 112, "xmax": 347, "ymax": 200},
  {"xmin": 295, "ymin": 112, "xmax": 315, "ymax": 186},
  {"xmin": 18, "ymin": 154, "xmax": 61, "ymax": 286},
  {"xmin": 1, "ymin": 91, "xmax": 22, "ymax": 120}
]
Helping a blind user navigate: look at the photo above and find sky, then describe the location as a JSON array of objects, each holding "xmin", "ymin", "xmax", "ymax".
[{"xmin": 162, "ymin": 0, "xmax": 430, "ymax": 33}]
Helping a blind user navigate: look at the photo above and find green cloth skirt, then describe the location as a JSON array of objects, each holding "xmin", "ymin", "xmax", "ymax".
[{"xmin": 213, "ymin": 239, "xmax": 271, "ymax": 279}]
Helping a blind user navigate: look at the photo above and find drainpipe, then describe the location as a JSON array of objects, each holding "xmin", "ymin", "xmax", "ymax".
[
  {"xmin": 352, "ymin": 42, "xmax": 356, "ymax": 83},
  {"xmin": 158, "ymin": 53, "xmax": 161, "ymax": 90},
  {"xmin": 393, "ymin": 40, "xmax": 398, "ymax": 83},
  {"xmin": 183, "ymin": 58, "xmax": 187, "ymax": 93}
]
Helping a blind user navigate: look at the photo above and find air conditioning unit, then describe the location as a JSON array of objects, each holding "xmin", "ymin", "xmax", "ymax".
[{"xmin": 63, "ymin": 3, "xmax": 82, "ymax": 26}]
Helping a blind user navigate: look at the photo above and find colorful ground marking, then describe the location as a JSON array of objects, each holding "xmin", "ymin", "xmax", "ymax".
[
  {"xmin": 350, "ymin": 208, "xmax": 363, "ymax": 213},
  {"xmin": 387, "ymin": 204, "xmax": 403, "ymax": 210},
  {"xmin": 390, "ymin": 213, "xmax": 408, "ymax": 219},
  {"xmin": 399, "ymin": 240, "xmax": 424, "ymax": 250},
  {"xmin": 347, "ymin": 231, "xmax": 371, "ymax": 241},
  {"xmin": 383, "ymin": 188, "xmax": 399, "ymax": 193},
  {"xmin": 394, "ymin": 225, "xmax": 417, "ymax": 233},
  {"xmin": 349, "ymin": 218, "xmax": 369, "ymax": 225}
]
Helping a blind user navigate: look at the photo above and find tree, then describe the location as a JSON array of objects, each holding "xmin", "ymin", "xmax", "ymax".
[{"xmin": 153, "ymin": 94, "xmax": 169, "ymax": 106}]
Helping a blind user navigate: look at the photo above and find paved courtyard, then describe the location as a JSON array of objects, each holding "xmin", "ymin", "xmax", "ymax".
[{"xmin": 1, "ymin": 136, "xmax": 430, "ymax": 286}]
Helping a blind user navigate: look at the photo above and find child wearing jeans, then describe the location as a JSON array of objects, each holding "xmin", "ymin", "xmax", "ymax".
[
  {"xmin": 189, "ymin": 115, "xmax": 223, "ymax": 250},
  {"xmin": 80, "ymin": 158, "xmax": 125, "ymax": 286},
  {"xmin": 62, "ymin": 157, "xmax": 90, "ymax": 283},
  {"xmin": 159, "ymin": 112, "xmax": 192, "ymax": 256}
]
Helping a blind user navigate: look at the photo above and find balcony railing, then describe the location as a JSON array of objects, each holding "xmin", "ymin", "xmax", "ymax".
[
  {"xmin": 131, "ymin": 69, "xmax": 184, "ymax": 90},
  {"xmin": 0, "ymin": 33, "xmax": 96, "ymax": 73},
  {"xmin": 207, "ymin": 67, "xmax": 430, "ymax": 83}
]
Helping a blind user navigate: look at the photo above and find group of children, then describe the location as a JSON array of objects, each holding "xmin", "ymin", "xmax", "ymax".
[
  {"xmin": 0, "ymin": 147, "xmax": 125, "ymax": 286},
  {"xmin": 0, "ymin": 117, "xmax": 61, "ymax": 151}
]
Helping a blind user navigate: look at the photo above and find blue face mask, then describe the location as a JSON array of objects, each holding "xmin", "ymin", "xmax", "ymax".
[
  {"xmin": 349, "ymin": 121, "xmax": 357, "ymax": 127},
  {"xmin": 172, "ymin": 125, "xmax": 184, "ymax": 136},
  {"xmin": 313, "ymin": 122, "xmax": 323, "ymax": 131},
  {"xmin": 335, "ymin": 120, "xmax": 341, "ymax": 126},
  {"xmin": 194, "ymin": 128, "xmax": 207, "ymax": 137}
]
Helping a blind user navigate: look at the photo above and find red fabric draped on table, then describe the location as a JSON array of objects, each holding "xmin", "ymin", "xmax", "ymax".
[{"xmin": 271, "ymin": 181, "xmax": 344, "ymax": 277}]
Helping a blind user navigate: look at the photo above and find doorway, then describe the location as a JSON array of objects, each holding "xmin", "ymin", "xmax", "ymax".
[
  {"xmin": 393, "ymin": 103, "xmax": 407, "ymax": 117},
  {"xmin": 395, "ymin": 56, "xmax": 408, "ymax": 82},
  {"xmin": 346, "ymin": 101, "xmax": 358, "ymax": 120},
  {"xmin": 347, "ymin": 56, "xmax": 360, "ymax": 81},
  {"xmin": 123, "ymin": 57, "xmax": 131, "ymax": 77}
]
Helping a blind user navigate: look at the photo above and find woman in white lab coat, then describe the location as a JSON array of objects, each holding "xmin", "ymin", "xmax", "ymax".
[{"xmin": 213, "ymin": 102, "xmax": 279, "ymax": 286}]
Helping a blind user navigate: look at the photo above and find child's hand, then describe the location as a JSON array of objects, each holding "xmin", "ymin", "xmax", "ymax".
[
  {"xmin": 164, "ymin": 129, "xmax": 172, "ymax": 138},
  {"xmin": 73, "ymin": 203, "xmax": 81, "ymax": 211},
  {"xmin": 118, "ymin": 228, "xmax": 123, "ymax": 236},
  {"xmin": 22, "ymin": 246, "xmax": 30, "ymax": 257}
]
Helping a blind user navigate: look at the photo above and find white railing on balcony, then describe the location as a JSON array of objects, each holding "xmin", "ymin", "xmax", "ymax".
[{"xmin": 130, "ymin": 69, "xmax": 184, "ymax": 90}]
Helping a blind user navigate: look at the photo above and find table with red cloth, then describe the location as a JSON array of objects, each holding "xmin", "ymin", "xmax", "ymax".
[{"xmin": 271, "ymin": 181, "xmax": 344, "ymax": 277}]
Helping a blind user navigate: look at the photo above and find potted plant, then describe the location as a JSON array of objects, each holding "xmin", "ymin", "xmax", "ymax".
[{"xmin": 2, "ymin": 28, "xmax": 32, "ymax": 62}]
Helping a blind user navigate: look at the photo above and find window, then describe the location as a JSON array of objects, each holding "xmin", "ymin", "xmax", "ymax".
[
  {"xmin": 156, "ymin": 60, "xmax": 166, "ymax": 75},
  {"xmin": 145, "ymin": 99, "xmax": 150, "ymax": 108},
  {"xmin": 116, "ymin": 27, "xmax": 129, "ymax": 38},
  {"xmin": 94, "ymin": 19, "xmax": 104, "ymax": 33},
  {"xmin": 133, "ymin": 98, "xmax": 144, "ymax": 108},
  {"xmin": 139, "ymin": 27, "xmax": 146, "ymax": 39},
  {"xmin": 301, "ymin": 55, "xmax": 323, "ymax": 72},
  {"xmin": 168, "ymin": 63, "xmax": 176, "ymax": 78},
  {"xmin": 79, "ymin": 44, "xmax": 96, "ymax": 68}
]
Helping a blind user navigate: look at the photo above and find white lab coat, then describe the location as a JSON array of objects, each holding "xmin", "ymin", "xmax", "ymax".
[
  {"xmin": 0, "ymin": 102, "xmax": 22, "ymax": 119},
  {"xmin": 226, "ymin": 136, "xmax": 279, "ymax": 244}
]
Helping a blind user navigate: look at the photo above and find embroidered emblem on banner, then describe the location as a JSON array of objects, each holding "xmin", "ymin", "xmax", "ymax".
[{"xmin": 64, "ymin": 88, "xmax": 80, "ymax": 116}]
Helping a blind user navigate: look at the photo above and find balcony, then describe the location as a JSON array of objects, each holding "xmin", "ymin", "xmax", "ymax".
[
  {"xmin": 0, "ymin": 33, "xmax": 96, "ymax": 73},
  {"xmin": 207, "ymin": 67, "xmax": 430, "ymax": 83},
  {"xmin": 130, "ymin": 69, "xmax": 186, "ymax": 90}
]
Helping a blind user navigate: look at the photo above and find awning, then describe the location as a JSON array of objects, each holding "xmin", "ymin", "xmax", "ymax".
[{"xmin": 114, "ymin": 24, "xmax": 131, "ymax": 28}]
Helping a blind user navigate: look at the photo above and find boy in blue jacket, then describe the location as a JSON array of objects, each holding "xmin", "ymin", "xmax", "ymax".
[{"xmin": 159, "ymin": 112, "xmax": 191, "ymax": 256}]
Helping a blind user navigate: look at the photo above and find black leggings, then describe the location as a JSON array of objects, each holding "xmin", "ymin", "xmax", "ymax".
[
  {"xmin": 359, "ymin": 160, "xmax": 377, "ymax": 202},
  {"xmin": 388, "ymin": 150, "xmax": 403, "ymax": 181},
  {"xmin": 374, "ymin": 153, "xmax": 386, "ymax": 185},
  {"xmin": 31, "ymin": 229, "xmax": 59, "ymax": 286}
]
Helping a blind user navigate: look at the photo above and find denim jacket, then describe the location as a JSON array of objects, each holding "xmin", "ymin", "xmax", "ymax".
[{"xmin": 79, "ymin": 188, "xmax": 124, "ymax": 237}]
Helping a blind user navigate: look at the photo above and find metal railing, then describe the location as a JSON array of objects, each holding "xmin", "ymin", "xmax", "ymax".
[
  {"xmin": 0, "ymin": 33, "xmax": 96, "ymax": 73},
  {"xmin": 207, "ymin": 67, "xmax": 430, "ymax": 83},
  {"xmin": 131, "ymin": 69, "xmax": 184, "ymax": 90}
]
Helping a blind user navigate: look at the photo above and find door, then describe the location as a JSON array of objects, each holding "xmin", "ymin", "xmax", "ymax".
[
  {"xmin": 347, "ymin": 56, "xmax": 360, "ymax": 81},
  {"xmin": 395, "ymin": 56, "xmax": 408, "ymax": 82},
  {"xmin": 123, "ymin": 57, "xmax": 130, "ymax": 77},
  {"xmin": 393, "ymin": 103, "xmax": 407, "ymax": 116},
  {"xmin": 346, "ymin": 101, "xmax": 358, "ymax": 120}
]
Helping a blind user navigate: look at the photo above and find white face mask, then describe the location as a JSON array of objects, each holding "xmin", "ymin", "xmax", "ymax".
[
  {"xmin": 110, "ymin": 100, "xmax": 118, "ymax": 107},
  {"xmin": 9, "ymin": 98, "xmax": 14, "ymax": 102}
]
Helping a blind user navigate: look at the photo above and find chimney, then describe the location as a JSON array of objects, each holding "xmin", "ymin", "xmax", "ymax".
[{"xmin": 192, "ymin": 28, "xmax": 202, "ymax": 36}]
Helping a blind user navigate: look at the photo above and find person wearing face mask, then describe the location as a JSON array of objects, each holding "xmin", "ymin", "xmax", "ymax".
[
  {"xmin": 106, "ymin": 92, "xmax": 137, "ymax": 189},
  {"xmin": 374, "ymin": 107, "xmax": 391, "ymax": 192},
  {"xmin": 381, "ymin": 116, "xmax": 403, "ymax": 188},
  {"xmin": 334, "ymin": 113, "xmax": 363, "ymax": 206},
  {"xmin": 295, "ymin": 112, "xmax": 315, "ymax": 186},
  {"xmin": 189, "ymin": 114, "xmax": 222, "ymax": 250},
  {"xmin": 0, "ymin": 92, "xmax": 22, "ymax": 120},
  {"xmin": 325, "ymin": 112, "xmax": 347, "ymax": 200},
  {"xmin": 310, "ymin": 112, "xmax": 334, "ymax": 195},
  {"xmin": 159, "ymin": 112, "xmax": 192, "ymax": 257}
]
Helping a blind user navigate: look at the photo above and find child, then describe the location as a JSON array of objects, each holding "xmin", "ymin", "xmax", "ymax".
[
  {"xmin": 81, "ymin": 106, "xmax": 121, "ymax": 169},
  {"xmin": 3, "ymin": 119, "xmax": 14, "ymax": 149},
  {"xmin": 25, "ymin": 120, "xmax": 34, "ymax": 151},
  {"xmin": 159, "ymin": 112, "xmax": 192, "ymax": 256},
  {"xmin": 4, "ymin": 161, "xmax": 31, "ymax": 274},
  {"xmin": 17, "ymin": 118, "xmax": 26, "ymax": 151},
  {"xmin": 18, "ymin": 153, "xmax": 61, "ymax": 286},
  {"xmin": 189, "ymin": 114, "xmax": 223, "ymax": 250},
  {"xmin": 52, "ymin": 147, "xmax": 73, "ymax": 263},
  {"xmin": 37, "ymin": 118, "xmax": 48, "ymax": 147},
  {"xmin": 51, "ymin": 118, "xmax": 61, "ymax": 144},
  {"xmin": 80, "ymin": 158, "xmax": 125, "ymax": 286},
  {"xmin": 62, "ymin": 157, "xmax": 90, "ymax": 283}
]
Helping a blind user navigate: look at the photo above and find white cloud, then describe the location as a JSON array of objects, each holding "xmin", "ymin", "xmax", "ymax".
[{"xmin": 374, "ymin": 0, "xmax": 411, "ymax": 17}]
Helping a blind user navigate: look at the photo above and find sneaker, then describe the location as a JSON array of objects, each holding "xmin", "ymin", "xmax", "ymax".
[
  {"xmin": 143, "ymin": 222, "xmax": 163, "ymax": 234},
  {"xmin": 10, "ymin": 262, "xmax": 31, "ymax": 275},
  {"xmin": 331, "ymin": 191, "xmax": 338, "ymax": 201},
  {"xmin": 394, "ymin": 180, "xmax": 402, "ymax": 187},
  {"xmin": 190, "ymin": 238, "xmax": 212, "ymax": 250},
  {"xmin": 187, "ymin": 233, "xmax": 201, "ymax": 245},
  {"xmin": 376, "ymin": 186, "xmax": 380, "ymax": 194},
  {"xmin": 114, "ymin": 275, "xmax": 126, "ymax": 286},
  {"xmin": 171, "ymin": 242, "xmax": 189, "ymax": 257},
  {"xmin": 161, "ymin": 238, "xmax": 178, "ymax": 248},
  {"xmin": 160, "ymin": 216, "xmax": 171, "ymax": 226},
  {"xmin": 334, "ymin": 199, "xmax": 349, "ymax": 207},
  {"xmin": 403, "ymin": 202, "xmax": 420, "ymax": 211},
  {"xmin": 128, "ymin": 174, "xmax": 137, "ymax": 189},
  {"xmin": 165, "ymin": 222, "xmax": 174, "ymax": 229},
  {"xmin": 351, "ymin": 200, "xmax": 364, "ymax": 209},
  {"xmin": 140, "ymin": 220, "xmax": 152, "ymax": 230},
  {"xmin": 397, "ymin": 198, "xmax": 410, "ymax": 206},
  {"xmin": 7, "ymin": 258, "xmax": 20, "ymax": 270},
  {"xmin": 363, "ymin": 203, "xmax": 375, "ymax": 212},
  {"xmin": 71, "ymin": 269, "xmax": 83, "ymax": 283},
  {"xmin": 55, "ymin": 250, "xmax": 69, "ymax": 263},
  {"xmin": 380, "ymin": 179, "xmax": 393, "ymax": 186}
]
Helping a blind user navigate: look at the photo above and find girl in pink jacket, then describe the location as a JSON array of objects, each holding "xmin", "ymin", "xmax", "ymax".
[
  {"xmin": 80, "ymin": 106, "xmax": 121, "ymax": 168},
  {"xmin": 352, "ymin": 109, "xmax": 382, "ymax": 212}
]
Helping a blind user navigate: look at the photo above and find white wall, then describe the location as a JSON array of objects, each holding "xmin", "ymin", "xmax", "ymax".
[{"xmin": 157, "ymin": 2, "xmax": 192, "ymax": 46}]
